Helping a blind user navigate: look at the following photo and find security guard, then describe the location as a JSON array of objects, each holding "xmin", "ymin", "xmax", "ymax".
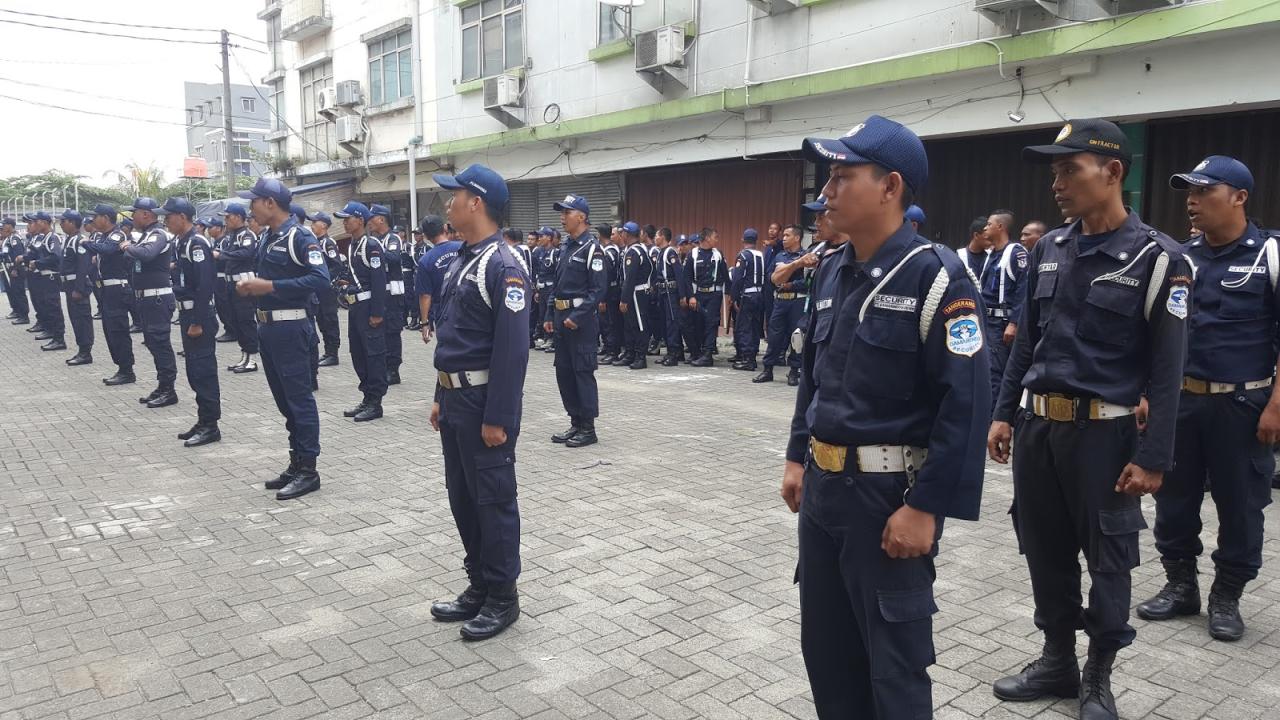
[
  {"xmin": 617, "ymin": 221, "xmax": 653, "ymax": 370},
  {"xmin": 598, "ymin": 227, "xmax": 623, "ymax": 363},
  {"xmin": 415, "ymin": 215, "xmax": 462, "ymax": 342},
  {"xmin": 530, "ymin": 228, "xmax": 552, "ymax": 349},
  {"xmin": 2, "ymin": 216, "xmax": 31, "ymax": 324},
  {"xmin": 122, "ymin": 199, "xmax": 178, "ymax": 406},
  {"xmin": 84, "ymin": 205, "xmax": 136, "ymax": 385},
  {"xmin": 1136, "ymin": 156, "xmax": 1276, "ymax": 642},
  {"xmin": 219, "ymin": 204, "xmax": 260, "ymax": 373},
  {"xmin": 427, "ymin": 164, "xmax": 529, "ymax": 641},
  {"xmin": 546, "ymin": 194, "xmax": 608, "ymax": 447},
  {"xmin": 370, "ymin": 205, "xmax": 406, "ymax": 386},
  {"xmin": 535, "ymin": 227, "xmax": 560, "ymax": 353},
  {"xmin": 730, "ymin": 228, "xmax": 766, "ymax": 372},
  {"xmin": 332, "ymin": 201, "xmax": 388, "ymax": 423},
  {"xmin": 656, "ymin": 229, "xmax": 685, "ymax": 366},
  {"xmin": 645, "ymin": 226, "xmax": 666, "ymax": 356},
  {"xmin": 784, "ymin": 115, "xmax": 990, "ymax": 720},
  {"xmin": 686, "ymin": 229, "xmax": 727, "ymax": 367},
  {"xmin": 989, "ymin": 119, "xmax": 1189, "ymax": 720},
  {"xmin": 162, "ymin": 197, "xmax": 221, "ymax": 447},
  {"xmin": 311, "ymin": 211, "xmax": 343, "ymax": 367},
  {"xmin": 290, "ymin": 204, "xmax": 322, "ymax": 391},
  {"xmin": 406, "ymin": 227, "xmax": 427, "ymax": 332},
  {"xmin": 979, "ymin": 209, "xmax": 1028, "ymax": 404},
  {"xmin": 234, "ymin": 178, "xmax": 330, "ymax": 501},
  {"xmin": 58, "ymin": 210, "xmax": 94, "ymax": 365},
  {"xmin": 755, "ymin": 224, "xmax": 809, "ymax": 384},
  {"xmin": 21, "ymin": 211, "xmax": 67, "ymax": 351},
  {"xmin": 905, "ymin": 204, "xmax": 927, "ymax": 233},
  {"xmin": 957, "ymin": 217, "xmax": 991, "ymax": 283},
  {"xmin": 212, "ymin": 214, "xmax": 236, "ymax": 344}
]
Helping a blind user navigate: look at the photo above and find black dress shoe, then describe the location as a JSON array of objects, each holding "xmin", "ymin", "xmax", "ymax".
[
  {"xmin": 992, "ymin": 638, "xmax": 1079, "ymax": 702},
  {"xmin": 353, "ymin": 403, "xmax": 383, "ymax": 422},
  {"xmin": 727, "ymin": 353, "xmax": 743, "ymax": 364},
  {"xmin": 752, "ymin": 368, "xmax": 774, "ymax": 383},
  {"xmin": 431, "ymin": 585, "xmax": 487, "ymax": 622},
  {"xmin": 177, "ymin": 423, "xmax": 202, "ymax": 440},
  {"xmin": 11, "ymin": 317, "xmax": 29, "ymax": 325},
  {"xmin": 343, "ymin": 400, "xmax": 369, "ymax": 418},
  {"xmin": 628, "ymin": 357, "xmax": 647, "ymax": 370},
  {"xmin": 277, "ymin": 457, "xmax": 319, "ymax": 500},
  {"xmin": 41, "ymin": 338, "xmax": 67, "ymax": 351},
  {"xmin": 460, "ymin": 585, "xmax": 520, "ymax": 641},
  {"xmin": 184, "ymin": 424, "xmax": 221, "ymax": 448},
  {"xmin": 318, "ymin": 354, "xmax": 338, "ymax": 367},
  {"xmin": 226, "ymin": 353, "xmax": 246, "ymax": 371},
  {"xmin": 146, "ymin": 389, "xmax": 178, "ymax": 408},
  {"xmin": 103, "ymin": 371, "xmax": 136, "ymax": 386},
  {"xmin": 138, "ymin": 388, "xmax": 161, "ymax": 404},
  {"xmin": 732, "ymin": 361, "xmax": 757, "ymax": 371},
  {"xmin": 611, "ymin": 354, "xmax": 633, "ymax": 367},
  {"xmin": 266, "ymin": 453, "xmax": 300, "ymax": 490},
  {"xmin": 65, "ymin": 352, "xmax": 92, "ymax": 366},
  {"xmin": 1207, "ymin": 579, "xmax": 1245, "ymax": 641},
  {"xmin": 787, "ymin": 368, "xmax": 800, "ymax": 386},
  {"xmin": 551, "ymin": 423, "xmax": 579, "ymax": 444},
  {"xmin": 599, "ymin": 354, "xmax": 619, "ymax": 365},
  {"xmin": 565, "ymin": 422, "xmax": 598, "ymax": 448},
  {"xmin": 232, "ymin": 357, "xmax": 258, "ymax": 373},
  {"xmin": 26, "ymin": 323, "xmax": 44, "ymax": 333},
  {"xmin": 34, "ymin": 331, "xmax": 54, "ymax": 341},
  {"xmin": 690, "ymin": 356, "xmax": 712, "ymax": 367},
  {"xmin": 387, "ymin": 370, "xmax": 401, "ymax": 385}
]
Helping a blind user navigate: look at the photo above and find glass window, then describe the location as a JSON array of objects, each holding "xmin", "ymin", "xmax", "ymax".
[
  {"xmin": 299, "ymin": 61, "xmax": 334, "ymax": 161},
  {"xmin": 598, "ymin": 3, "xmax": 623, "ymax": 44},
  {"xmin": 268, "ymin": 13, "xmax": 283, "ymax": 72},
  {"xmin": 241, "ymin": 97, "xmax": 255, "ymax": 113},
  {"xmin": 269, "ymin": 79, "xmax": 284, "ymax": 132},
  {"xmin": 460, "ymin": 1, "xmax": 522, "ymax": 83},
  {"xmin": 368, "ymin": 29, "xmax": 412, "ymax": 106}
]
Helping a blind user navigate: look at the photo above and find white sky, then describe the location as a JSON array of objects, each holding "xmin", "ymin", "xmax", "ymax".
[{"xmin": 0, "ymin": 0, "xmax": 268, "ymax": 187}]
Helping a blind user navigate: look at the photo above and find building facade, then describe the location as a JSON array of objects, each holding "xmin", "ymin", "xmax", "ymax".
[
  {"xmin": 183, "ymin": 81, "xmax": 272, "ymax": 180},
  {"xmin": 258, "ymin": 0, "xmax": 1280, "ymax": 250}
]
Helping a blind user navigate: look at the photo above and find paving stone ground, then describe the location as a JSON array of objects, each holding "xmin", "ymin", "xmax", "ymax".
[{"xmin": 1, "ymin": 309, "xmax": 1279, "ymax": 720}]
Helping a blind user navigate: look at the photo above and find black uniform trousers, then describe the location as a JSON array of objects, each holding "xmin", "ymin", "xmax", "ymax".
[
  {"xmin": 648, "ymin": 292, "xmax": 665, "ymax": 350},
  {"xmin": 316, "ymin": 286, "xmax": 340, "ymax": 356},
  {"xmin": 798, "ymin": 462, "xmax": 939, "ymax": 720},
  {"xmin": 763, "ymin": 298, "xmax": 804, "ymax": 369},
  {"xmin": 5, "ymin": 270, "xmax": 28, "ymax": 318},
  {"xmin": 1012, "ymin": 413, "xmax": 1144, "ymax": 651},
  {"xmin": 259, "ymin": 318, "xmax": 320, "ymax": 458},
  {"xmin": 64, "ymin": 287, "xmax": 94, "ymax": 352},
  {"xmin": 348, "ymin": 301, "xmax": 388, "ymax": 400},
  {"xmin": 439, "ymin": 384, "xmax": 522, "ymax": 587},
  {"xmin": 179, "ymin": 309, "xmax": 221, "ymax": 424},
  {"xmin": 99, "ymin": 284, "xmax": 134, "ymax": 370},
  {"xmin": 231, "ymin": 293, "xmax": 258, "ymax": 354},
  {"xmin": 624, "ymin": 290, "xmax": 652, "ymax": 357},
  {"xmin": 1154, "ymin": 388, "xmax": 1274, "ymax": 586},
  {"xmin": 600, "ymin": 297, "xmax": 623, "ymax": 353},
  {"xmin": 733, "ymin": 290, "xmax": 764, "ymax": 360},
  {"xmin": 385, "ymin": 293, "xmax": 405, "ymax": 372},
  {"xmin": 137, "ymin": 294, "xmax": 177, "ymax": 388},
  {"xmin": 661, "ymin": 292, "xmax": 684, "ymax": 357},
  {"xmin": 32, "ymin": 275, "xmax": 65, "ymax": 337},
  {"xmin": 553, "ymin": 314, "xmax": 600, "ymax": 420},
  {"xmin": 679, "ymin": 303, "xmax": 701, "ymax": 358},
  {"xmin": 214, "ymin": 277, "xmax": 236, "ymax": 340},
  {"xmin": 984, "ymin": 316, "xmax": 1012, "ymax": 407},
  {"xmin": 694, "ymin": 291, "xmax": 722, "ymax": 356}
]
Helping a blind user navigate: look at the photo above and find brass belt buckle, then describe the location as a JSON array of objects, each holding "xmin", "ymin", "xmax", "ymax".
[
  {"xmin": 437, "ymin": 371, "xmax": 454, "ymax": 390},
  {"xmin": 1047, "ymin": 395, "xmax": 1075, "ymax": 422},
  {"xmin": 810, "ymin": 439, "xmax": 847, "ymax": 473}
]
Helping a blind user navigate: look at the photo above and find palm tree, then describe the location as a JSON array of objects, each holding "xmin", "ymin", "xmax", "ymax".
[{"xmin": 105, "ymin": 163, "xmax": 166, "ymax": 199}]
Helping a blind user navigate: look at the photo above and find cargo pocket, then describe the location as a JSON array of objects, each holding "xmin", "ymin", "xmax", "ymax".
[
  {"xmin": 475, "ymin": 448, "xmax": 517, "ymax": 505},
  {"xmin": 871, "ymin": 587, "xmax": 938, "ymax": 679},
  {"xmin": 1076, "ymin": 282, "xmax": 1140, "ymax": 346},
  {"xmin": 1091, "ymin": 506, "xmax": 1147, "ymax": 572}
]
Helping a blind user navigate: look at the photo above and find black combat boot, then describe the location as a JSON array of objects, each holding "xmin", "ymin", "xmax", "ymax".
[
  {"xmin": 752, "ymin": 367, "xmax": 774, "ymax": 383},
  {"xmin": 565, "ymin": 419, "xmax": 598, "ymax": 448},
  {"xmin": 276, "ymin": 456, "xmax": 319, "ymax": 500},
  {"xmin": 146, "ymin": 386, "xmax": 178, "ymax": 408},
  {"xmin": 1207, "ymin": 576, "xmax": 1246, "ymax": 642},
  {"xmin": 103, "ymin": 368, "xmax": 136, "ymax": 386},
  {"xmin": 1078, "ymin": 645, "xmax": 1117, "ymax": 720},
  {"xmin": 1136, "ymin": 558, "xmax": 1200, "ymax": 621},
  {"xmin": 343, "ymin": 396, "xmax": 370, "ymax": 418},
  {"xmin": 690, "ymin": 355, "xmax": 712, "ymax": 367},
  {"xmin": 265, "ymin": 452, "xmax": 300, "ymax": 490},
  {"xmin": 552, "ymin": 418, "xmax": 580, "ymax": 444},
  {"xmin": 460, "ymin": 583, "xmax": 520, "ymax": 641},
  {"xmin": 353, "ymin": 400, "xmax": 383, "ymax": 422},
  {"xmin": 177, "ymin": 422, "xmax": 202, "ymax": 441},
  {"xmin": 628, "ymin": 355, "xmax": 647, "ymax": 370},
  {"xmin": 787, "ymin": 368, "xmax": 800, "ymax": 386},
  {"xmin": 318, "ymin": 353, "xmax": 338, "ymax": 367},
  {"xmin": 992, "ymin": 636, "xmax": 1079, "ymax": 702},
  {"xmin": 430, "ymin": 585, "xmax": 487, "ymax": 622}
]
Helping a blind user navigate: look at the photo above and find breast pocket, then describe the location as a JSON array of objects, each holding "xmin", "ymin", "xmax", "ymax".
[
  {"xmin": 810, "ymin": 308, "xmax": 833, "ymax": 344},
  {"xmin": 1032, "ymin": 272, "xmax": 1057, "ymax": 327},
  {"xmin": 1076, "ymin": 282, "xmax": 1140, "ymax": 346},
  {"xmin": 845, "ymin": 314, "xmax": 919, "ymax": 400},
  {"xmin": 1218, "ymin": 276, "xmax": 1266, "ymax": 320}
]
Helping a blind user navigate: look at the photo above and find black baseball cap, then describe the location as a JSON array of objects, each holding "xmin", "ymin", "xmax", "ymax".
[{"xmin": 1023, "ymin": 118, "xmax": 1131, "ymax": 165}]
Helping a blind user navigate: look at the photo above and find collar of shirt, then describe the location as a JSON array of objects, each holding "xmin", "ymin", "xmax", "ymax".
[
  {"xmin": 834, "ymin": 220, "xmax": 917, "ymax": 277},
  {"xmin": 459, "ymin": 233, "xmax": 502, "ymax": 260},
  {"xmin": 1187, "ymin": 222, "xmax": 1263, "ymax": 257},
  {"xmin": 1057, "ymin": 210, "xmax": 1150, "ymax": 261},
  {"xmin": 270, "ymin": 217, "xmax": 298, "ymax": 240}
]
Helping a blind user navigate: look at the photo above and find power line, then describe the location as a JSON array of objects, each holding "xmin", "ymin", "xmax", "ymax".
[
  {"xmin": 0, "ymin": 9, "xmax": 267, "ymax": 45},
  {"xmin": 0, "ymin": 92, "xmax": 192, "ymax": 126},
  {"xmin": 228, "ymin": 46, "xmax": 331, "ymax": 160},
  {"xmin": 0, "ymin": 76, "xmax": 266, "ymax": 122},
  {"xmin": 0, "ymin": 55, "xmax": 151, "ymax": 67},
  {"xmin": 0, "ymin": 17, "xmax": 223, "ymax": 44}
]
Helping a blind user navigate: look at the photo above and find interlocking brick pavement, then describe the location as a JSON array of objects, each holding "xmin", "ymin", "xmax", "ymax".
[{"xmin": 1, "ymin": 309, "xmax": 1278, "ymax": 719}]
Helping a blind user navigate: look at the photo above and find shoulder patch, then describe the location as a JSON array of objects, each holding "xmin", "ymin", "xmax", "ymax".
[
  {"xmin": 370, "ymin": 255, "xmax": 382, "ymax": 269},
  {"xmin": 327, "ymin": 249, "xmax": 337, "ymax": 258},
  {"xmin": 1016, "ymin": 252, "xmax": 1028, "ymax": 269},
  {"xmin": 192, "ymin": 248, "xmax": 206, "ymax": 263},
  {"xmin": 77, "ymin": 245, "xmax": 86, "ymax": 255},
  {"xmin": 591, "ymin": 258, "xmax": 603, "ymax": 272},
  {"xmin": 1166, "ymin": 286, "xmax": 1189, "ymax": 319},
  {"xmin": 505, "ymin": 285, "xmax": 525, "ymax": 312},
  {"xmin": 308, "ymin": 249, "xmax": 323, "ymax": 265},
  {"xmin": 942, "ymin": 298, "xmax": 976, "ymax": 316},
  {"xmin": 944, "ymin": 314, "xmax": 984, "ymax": 356}
]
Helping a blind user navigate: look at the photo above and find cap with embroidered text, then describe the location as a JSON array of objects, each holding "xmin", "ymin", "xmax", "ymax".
[
  {"xmin": 131, "ymin": 197, "xmax": 161, "ymax": 213},
  {"xmin": 222, "ymin": 203, "xmax": 247, "ymax": 218},
  {"xmin": 205, "ymin": 216, "xmax": 224, "ymax": 228},
  {"xmin": 1170, "ymin": 155, "xmax": 1254, "ymax": 193},
  {"xmin": 802, "ymin": 115, "xmax": 928, "ymax": 193},
  {"xmin": 158, "ymin": 197, "xmax": 196, "ymax": 218},
  {"xmin": 333, "ymin": 201, "xmax": 370, "ymax": 221},
  {"xmin": 90, "ymin": 203, "xmax": 117, "ymax": 221},
  {"xmin": 59, "ymin": 209, "xmax": 83, "ymax": 224},
  {"xmin": 368, "ymin": 204, "xmax": 392, "ymax": 220},
  {"xmin": 237, "ymin": 177, "xmax": 293, "ymax": 206},
  {"xmin": 1023, "ymin": 118, "xmax": 1131, "ymax": 164},
  {"xmin": 30, "ymin": 210, "xmax": 52, "ymax": 223},
  {"xmin": 307, "ymin": 210, "xmax": 332, "ymax": 225},
  {"xmin": 432, "ymin": 164, "xmax": 510, "ymax": 211},
  {"xmin": 552, "ymin": 194, "xmax": 590, "ymax": 216},
  {"xmin": 622, "ymin": 221, "xmax": 640, "ymax": 235}
]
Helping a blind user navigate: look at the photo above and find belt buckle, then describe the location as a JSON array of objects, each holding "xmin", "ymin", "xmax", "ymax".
[
  {"xmin": 1183, "ymin": 377, "xmax": 1209, "ymax": 394},
  {"xmin": 810, "ymin": 439, "xmax": 847, "ymax": 473},
  {"xmin": 1047, "ymin": 395, "xmax": 1075, "ymax": 422},
  {"xmin": 437, "ymin": 371, "xmax": 454, "ymax": 390}
]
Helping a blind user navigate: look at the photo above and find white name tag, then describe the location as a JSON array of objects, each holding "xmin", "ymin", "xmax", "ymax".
[
  {"xmin": 1227, "ymin": 266, "xmax": 1266, "ymax": 274},
  {"xmin": 1039, "ymin": 262, "xmax": 1058, "ymax": 273},
  {"xmin": 872, "ymin": 294, "xmax": 918, "ymax": 313},
  {"xmin": 815, "ymin": 298, "xmax": 833, "ymax": 311},
  {"xmin": 1106, "ymin": 276, "xmax": 1141, "ymax": 287}
]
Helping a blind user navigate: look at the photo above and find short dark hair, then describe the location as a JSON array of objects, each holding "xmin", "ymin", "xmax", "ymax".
[
  {"xmin": 970, "ymin": 217, "xmax": 989, "ymax": 236},
  {"xmin": 594, "ymin": 224, "xmax": 612, "ymax": 239},
  {"xmin": 1025, "ymin": 220, "xmax": 1047, "ymax": 234},
  {"xmin": 783, "ymin": 223, "xmax": 804, "ymax": 238},
  {"xmin": 991, "ymin": 209, "xmax": 1015, "ymax": 230},
  {"xmin": 701, "ymin": 227, "xmax": 717, "ymax": 238},
  {"xmin": 483, "ymin": 201, "xmax": 505, "ymax": 226},
  {"xmin": 869, "ymin": 164, "xmax": 914, "ymax": 212},
  {"xmin": 643, "ymin": 224, "xmax": 657, "ymax": 240},
  {"xmin": 502, "ymin": 228, "xmax": 522, "ymax": 243},
  {"xmin": 658, "ymin": 227, "xmax": 672, "ymax": 241}
]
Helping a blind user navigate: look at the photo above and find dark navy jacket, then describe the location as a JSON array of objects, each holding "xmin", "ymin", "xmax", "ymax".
[
  {"xmin": 220, "ymin": 226, "xmax": 259, "ymax": 275},
  {"xmin": 787, "ymin": 223, "xmax": 991, "ymax": 521},
  {"xmin": 318, "ymin": 234, "xmax": 347, "ymax": 285},
  {"xmin": 253, "ymin": 218, "xmax": 330, "ymax": 311},
  {"xmin": 1183, "ymin": 223, "xmax": 1279, "ymax": 383},
  {"xmin": 59, "ymin": 233, "xmax": 93, "ymax": 296},
  {"xmin": 979, "ymin": 241, "xmax": 1029, "ymax": 321},
  {"xmin": 123, "ymin": 224, "xmax": 173, "ymax": 290},
  {"xmin": 346, "ymin": 233, "xmax": 387, "ymax": 318},
  {"xmin": 433, "ymin": 234, "xmax": 531, "ymax": 428},
  {"xmin": 994, "ymin": 211, "xmax": 1190, "ymax": 471},
  {"xmin": 602, "ymin": 244, "xmax": 622, "ymax": 301},
  {"xmin": 656, "ymin": 246, "xmax": 682, "ymax": 294},
  {"xmin": 83, "ymin": 226, "xmax": 131, "ymax": 280},
  {"xmin": 546, "ymin": 231, "xmax": 608, "ymax": 327},
  {"xmin": 379, "ymin": 232, "xmax": 407, "ymax": 293},
  {"xmin": 685, "ymin": 246, "xmax": 728, "ymax": 294},
  {"xmin": 174, "ymin": 229, "xmax": 215, "ymax": 316},
  {"xmin": 621, "ymin": 242, "xmax": 653, "ymax": 300},
  {"xmin": 730, "ymin": 247, "xmax": 767, "ymax": 302},
  {"xmin": 769, "ymin": 249, "xmax": 807, "ymax": 296}
]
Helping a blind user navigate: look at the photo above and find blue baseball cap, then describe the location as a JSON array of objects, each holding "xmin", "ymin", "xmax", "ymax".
[
  {"xmin": 289, "ymin": 203, "xmax": 307, "ymax": 223},
  {"xmin": 1024, "ymin": 118, "xmax": 1131, "ymax": 165},
  {"xmin": 743, "ymin": 228, "xmax": 759, "ymax": 243},
  {"xmin": 205, "ymin": 216, "xmax": 224, "ymax": 228},
  {"xmin": 237, "ymin": 177, "xmax": 292, "ymax": 206},
  {"xmin": 552, "ymin": 193, "xmax": 590, "ymax": 216},
  {"xmin": 691, "ymin": 233, "xmax": 703, "ymax": 244},
  {"xmin": 222, "ymin": 203, "xmax": 247, "ymax": 218},
  {"xmin": 905, "ymin": 204, "xmax": 927, "ymax": 225},
  {"xmin": 676, "ymin": 234, "xmax": 691, "ymax": 246},
  {"xmin": 621, "ymin": 221, "xmax": 640, "ymax": 235},
  {"xmin": 159, "ymin": 197, "xmax": 196, "ymax": 218},
  {"xmin": 1170, "ymin": 155, "xmax": 1254, "ymax": 194},
  {"xmin": 90, "ymin": 203, "xmax": 117, "ymax": 222},
  {"xmin": 308, "ymin": 211, "xmax": 332, "ymax": 225},
  {"xmin": 59, "ymin": 209, "xmax": 83, "ymax": 224},
  {"xmin": 433, "ymin": 164, "xmax": 510, "ymax": 211},
  {"xmin": 30, "ymin": 210, "xmax": 52, "ymax": 222},
  {"xmin": 333, "ymin": 201, "xmax": 371, "ymax": 221},
  {"xmin": 2, "ymin": 216, "xmax": 15, "ymax": 226},
  {"xmin": 802, "ymin": 115, "xmax": 929, "ymax": 194},
  {"xmin": 537, "ymin": 226, "xmax": 554, "ymax": 236},
  {"xmin": 120, "ymin": 217, "xmax": 134, "ymax": 228},
  {"xmin": 419, "ymin": 214, "xmax": 445, "ymax": 236},
  {"xmin": 131, "ymin": 197, "xmax": 161, "ymax": 213},
  {"xmin": 368, "ymin": 204, "xmax": 392, "ymax": 219},
  {"xmin": 802, "ymin": 195, "xmax": 828, "ymax": 212}
]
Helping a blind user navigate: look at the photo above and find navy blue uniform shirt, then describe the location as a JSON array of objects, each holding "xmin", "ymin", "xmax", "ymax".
[
  {"xmin": 769, "ymin": 249, "xmax": 806, "ymax": 294},
  {"xmin": 546, "ymin": 231, "xmax": 608, "ymax": 325},
  {"xmin": 1183, "ymin": 223, "xmax": 1280, "ymax": 382},
  {"xmin": 220, "ymin": 226, "xmax": 258, "ymax": 274},
  {"xmin": 730, "ymin": 247, "xmax": 767, "ymax": 301},
  {"xmin": 253, "ymin": 218, "xmax": 330, "ymax": 310},
  {"xmin": 346, "ymin": 234, "xmax": 388, "ymax": 318},
  {"xmin": 980, "ymin": 241, "xmax": 1029, "ymax": 319},
  {"xmin": 433, "ymin": 234, "xmax": 531, "ymax": 428},
  {"xmin": 174, "ymin": 229, "xmax": 215, "ymax": 312},
  {"xmin": 994, "ymin": 211, "xmax": 1190, "ymax": 471},
  {"xmin": 124, "ymin": 224, "xmax": 173, "ymax": 290},
  {"xmin": 60, "ymin": 233, "xmax": 94, "ymax": 295},
  {"xmin": 686, "ymin": 247, "xmax": 728, "ymax": 291},
  {"xmin": 621, "ymin": 243, "xmax": 654, "ymax": 298},
  {"xmin": 787, "ymin": 222, "xmax": 991, "ymax": 520},
  {"xmin": 83, "ymin": 226, "xmax": 131, "ymax": 280}
]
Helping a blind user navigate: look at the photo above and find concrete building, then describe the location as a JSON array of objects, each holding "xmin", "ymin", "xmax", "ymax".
[
  {"xmin": 182, "ymin": 81, "xmax": 272, "ymax": 180},
  {"xmin": 257, "ymin": 0, "xmax": 1280, "ymax": 250}
]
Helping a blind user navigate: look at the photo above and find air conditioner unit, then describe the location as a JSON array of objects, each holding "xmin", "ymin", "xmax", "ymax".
[
  {"xmin": 635, "ymin": 25, "xmax": 685, "ymax": 72},
  {"xmin": 336, "ymin": 115, "xmax": 365, "ymax": 143},
  {"xmin": 482, "ymin": 74, "xmax": 522, "ymax": 110},
  {"xmin": 334, "ymin": 79, "xmax": 363, "ymax": 107},
  {"xmin": 317, "ymin": 86, "xmax": 339, "ymax": 118}
]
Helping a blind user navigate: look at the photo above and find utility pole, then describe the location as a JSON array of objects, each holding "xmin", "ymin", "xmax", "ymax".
[{"xmin": 220, "ymin": 29, "xmax": 236, "ymax": 197}]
